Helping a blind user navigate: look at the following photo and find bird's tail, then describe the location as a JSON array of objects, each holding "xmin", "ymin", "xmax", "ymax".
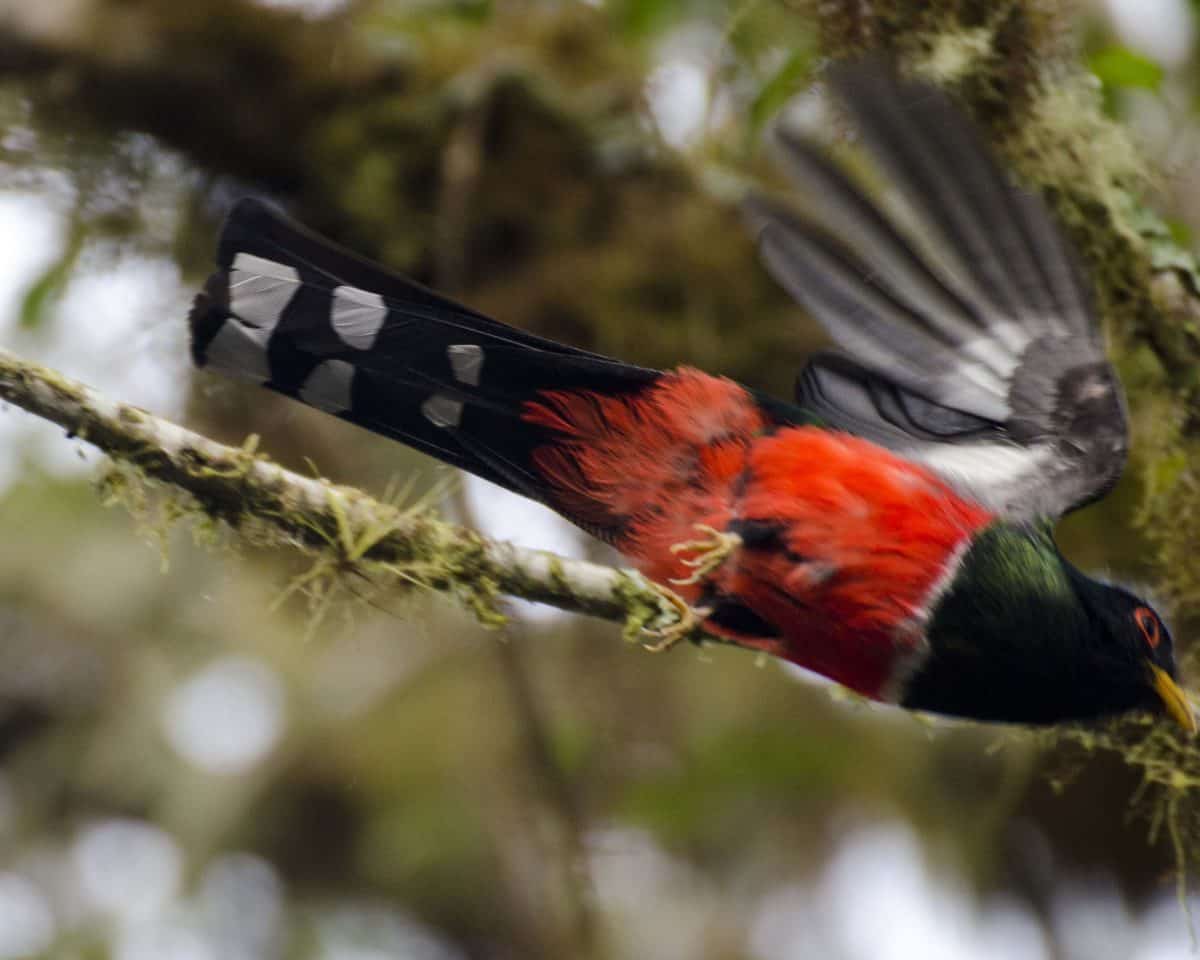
[{"xmin": 188, "ymin": 198, "xmax": 665, "ymax": 541}]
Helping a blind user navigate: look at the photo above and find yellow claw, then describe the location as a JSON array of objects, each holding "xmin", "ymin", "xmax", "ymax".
[
  {"xmin": 641, "ymin": 580, "xmax": 711, "ymax": 653},
  {"xmin": 668, "ymin": 524, "xmax": 742, "ymax": 586}
]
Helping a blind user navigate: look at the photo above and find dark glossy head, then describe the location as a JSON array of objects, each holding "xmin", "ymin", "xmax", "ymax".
[
  {"xmin": 1064, "ymin": 573, "xmax": 1193, "ymax": 732},
  {"xmin": 901, "ymin": 528, "xmax": 1194, "ymax": 731}
]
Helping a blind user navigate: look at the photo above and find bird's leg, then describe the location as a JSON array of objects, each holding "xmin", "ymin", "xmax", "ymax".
[
  {"xmin": 640, "ymin": 580, "xmax": 712, "ymax": 653},
  {"xmin": 669, "ymin": 524, "xmax": 742, "ymax": 586},
  {"xmin": 638, "ymin": 524, "xmax": 741, "ymax": 652}
]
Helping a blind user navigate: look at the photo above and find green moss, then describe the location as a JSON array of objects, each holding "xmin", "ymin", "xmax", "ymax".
[
  {"xmin": 1049, "ymin": 716, "xmax": 1200, "ymax": 915},
  {"xmin": 612, "ymin": 570, "xmax": 664, "ymax": 645}
]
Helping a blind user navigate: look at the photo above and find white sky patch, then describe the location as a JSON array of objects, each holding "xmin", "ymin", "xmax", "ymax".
[
  {"xmin": 0, "ymin": 873, "xmax": 55, "ymax": 958},
  {"xmin": 73, "ymin": 819, "xmax": 183, "ymax": 923},
  {"xmin": 162, "ymin": 656, "xmax": 286, "ymax": 775},
  {"xmin": 0, "ymin": 193, "xmax": 67, "ymax": 322},
  {"xmin": 1052, "ymin": 876, "xmax": 1140, "ymax": 960},
  {"xmin": 52, "ymin": 250, "xmax": 191, "ymax": 412},
  {"xmin": 776, "ymin": 86, "xmax": 832, "ymax": 139},
  {"xmin": 462, "ymin": 474, "xmax": 583, "ymax": 624},
  {"xmin": 818, "ymin": 823, "xmax": 1041, "ymax": 960},
  {"xmin": 314, "ymin": 902, "xmax": 465, "ymax": 960},
  {"xmin": 974, "ymin": 897, "xmax": 1052, "ymax": 960},
  {"xmin": 646, "ymin": 60, "xmax": 711, "ymax": 148},
  {"xmin": 196, "ymin": 854, "xmax": 285, "ymax": 958},
  {"xmin": 1104, "ymin": 0, "xmax": 1195, "ymax": 67},
  {"xmin": 253, "ymin": 0, "xmax": 350, "ymax": 16},
  {"xmin": 749, "ymin": 819, "xmax": 1200, "ymax": 959},
  {"xmin": 589, "ymin": 826, "xmax": 692, "ymax": 910},
  {"xmin": 113, "ymin": 916, "xmax": 220, "ymax": 960},
  {"xmin": 0, "ymin": 190, "xmax": 193, "ymax": 492},
  {"xmin": 644, "ymin": 23, "xmax": 728, "ymax": 149},
  {"xmin": 587, "ymin": 826, "xmax": 716, "ymax": 960},
  {"xmin": 0, "ymin": 192, "xmax": 73, "ymax": 490},
  {"xmin": 751, "ymin": 821, "xmax": 1051, "ymax": 960},
  {"xmin": 1131, "ymin": 895, "xmax": 1200, "ymax": 959}
]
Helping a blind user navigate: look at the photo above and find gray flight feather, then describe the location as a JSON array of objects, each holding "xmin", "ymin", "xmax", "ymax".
[{"xmin": 746, "ymin": 60, "xmax": 1127, "ymax": 520}]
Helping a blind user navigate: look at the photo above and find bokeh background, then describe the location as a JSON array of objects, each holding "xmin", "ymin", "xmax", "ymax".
[{"xmin": 1, "ymin": 0, "xmax": 1199, "ymax": 957}]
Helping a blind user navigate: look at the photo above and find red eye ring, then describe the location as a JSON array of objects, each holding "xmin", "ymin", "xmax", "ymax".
[{"xmin": 1135, "ymin": 607, "xmax": 1161, "ymax": 649}]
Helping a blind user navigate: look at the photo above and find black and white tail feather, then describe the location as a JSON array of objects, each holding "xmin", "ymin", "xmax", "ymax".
[
  {"xmin": 191, "ymin": 61, "xmax": 1128, "ymax": 529},
  {"xmin": 189, "ymin": 197, "xmax": 659, "ymax": 540},
  {"xmin": 745, "ymin": 60, "xmax": 1128, "ymax": 521}
]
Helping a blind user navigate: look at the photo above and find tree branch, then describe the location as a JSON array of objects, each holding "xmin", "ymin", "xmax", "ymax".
[{"xmin": 0, "ymin": 346, "xmax": 703, "ymax": 643}]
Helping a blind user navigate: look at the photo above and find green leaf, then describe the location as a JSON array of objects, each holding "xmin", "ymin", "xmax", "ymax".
[
  {"xmin": 749, "ymin": 49, "xmax": 812, "ymax": 133},
  {"xmin": 1089, "ymin": 46, "xmax": 1164, "ymax": 92},
  {"xmin": 1122, "ymin": 192, "xmax": 1200, "ymax": 289},
  {"xmin": 609, "ymin": 0, "xmax": 678, "ymax": 40},
  {"xmin": 19, "ymin": 226, "xmax": 85, "ymax": 331}
]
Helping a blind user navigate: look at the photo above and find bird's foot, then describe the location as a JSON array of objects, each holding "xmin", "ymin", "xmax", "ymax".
[
  {"xmin": 641, "ymin": 581, "xmax": 711, "ymax": 653},
  {"xmin": 669, "ymin": 524, "xmax": 742, "ymax": 586}
]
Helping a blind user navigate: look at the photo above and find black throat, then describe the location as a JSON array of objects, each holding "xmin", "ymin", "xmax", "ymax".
[{"xmin": 900, "ymin": 524, "xmax": 1149, "ymax": 725}]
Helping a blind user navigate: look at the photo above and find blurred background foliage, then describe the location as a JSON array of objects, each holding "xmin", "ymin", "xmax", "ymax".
[{"xmin": 1, "ymin": 0, "xmax": 1200, "ymax": 957}]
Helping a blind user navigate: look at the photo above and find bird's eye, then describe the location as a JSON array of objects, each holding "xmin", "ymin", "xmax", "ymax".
[{"xmin": 1135, "ymin": 606, "xmax": 1161, "ymax": 649}]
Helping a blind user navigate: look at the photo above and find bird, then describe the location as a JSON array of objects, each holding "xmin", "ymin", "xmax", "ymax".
[{"xmin": 187, "ymin": 59, "xmax": 1194, "ymax": 732}]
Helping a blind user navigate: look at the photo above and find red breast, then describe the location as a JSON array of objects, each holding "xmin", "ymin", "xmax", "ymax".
[
  {"xmin": 718, "ymin": 429, "xmax": 993, "ymax": 697},
  {"xmin": 524, "ymin": 368, "xmax": 993, "ymax": 698}
]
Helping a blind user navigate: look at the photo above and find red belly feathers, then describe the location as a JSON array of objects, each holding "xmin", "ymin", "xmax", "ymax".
[{"xmin": 524, "ymin": 369, "xmax": 994, "ymax": 699}]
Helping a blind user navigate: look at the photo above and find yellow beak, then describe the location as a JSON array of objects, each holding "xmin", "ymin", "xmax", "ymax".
[{"xmin": 1150, "ymin": 664, "xmax": 1197, "ymax": 735}]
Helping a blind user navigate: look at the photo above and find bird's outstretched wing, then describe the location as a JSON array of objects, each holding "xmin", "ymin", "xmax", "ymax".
[{"xmin": 745, "ymin": 61, "xmax": 1127, "ymax": 521}]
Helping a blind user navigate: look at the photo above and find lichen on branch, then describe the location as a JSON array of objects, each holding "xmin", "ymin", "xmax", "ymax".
[{"xmin": 0, "ymin": 346, "xmax": 704, "ymax": 646}]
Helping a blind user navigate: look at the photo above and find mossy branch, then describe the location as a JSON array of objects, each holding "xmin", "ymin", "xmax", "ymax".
[{"xmin": 0, "ymin": 346, "xmax": 706, "ymax": 644}]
